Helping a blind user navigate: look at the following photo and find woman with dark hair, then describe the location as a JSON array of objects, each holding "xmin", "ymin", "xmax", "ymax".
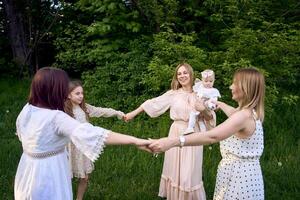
[{"xmin": 14, "ymin": 67, "xmax": 150, "ymax": 200}]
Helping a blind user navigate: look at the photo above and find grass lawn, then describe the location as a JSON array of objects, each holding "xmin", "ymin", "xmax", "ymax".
[{"xmin": 0, "ymin": 77, "xmax": 299, "ymax": 199}]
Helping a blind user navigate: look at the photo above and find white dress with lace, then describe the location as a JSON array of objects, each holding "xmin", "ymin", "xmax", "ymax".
[
  {"xmin": 213, "ymin": 112, "xmax": 264, "ymax": 200},
  {"xmin": 68, "ymin": 104, "xmax": 124, "ymax": 178},
  {"xmin": 14, "ymin": 104, "xmax": 109, "ymax": 200}
]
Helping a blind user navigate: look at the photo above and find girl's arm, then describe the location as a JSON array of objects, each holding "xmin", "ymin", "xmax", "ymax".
[
  {"xmin": 124, "ymin": 106, "xmax": 144, "ymax": 122},
  {"xmin": 106, "ymin": 131, "xmax": 152, "ymax": 152},
  {"xmin": 149, "ymin": 110, "xmax": 248, "ymax": 152},
  {"xmin": 86, "ymin": 104, "xmax": 124, "ymax": 119},
  {"xmin": 217, "ymin": 101, "xmax": 237, "ymax": 117}
]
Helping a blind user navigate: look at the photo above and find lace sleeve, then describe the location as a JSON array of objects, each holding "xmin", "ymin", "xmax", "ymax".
[
  {"xmin": 54, "ymin": 111, "xmax": 109, "ymax": 161},
  {"xmin": 86, "ymin": 104, "xmax": 125, "ymax": 119}
]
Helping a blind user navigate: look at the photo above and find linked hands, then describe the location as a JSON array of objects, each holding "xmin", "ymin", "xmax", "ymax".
[
  {"xmin": 135, "ymin": 137, "xmax": 177, "ymax": 154},
  {"xmin": 124, "ymin": 112, "xmax": 136, "ymax": 122},
  {"xmin": 134, "ymin": 138, "xmax": 153, "ymax": 153},
  {"xmin": 148, "ymin": 137, "xmax": 175, "ymax": 153}
]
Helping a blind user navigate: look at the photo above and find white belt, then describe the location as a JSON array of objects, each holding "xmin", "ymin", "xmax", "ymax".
[{"xmin": 24, "ymin": 148, "xmax": 65, "ymax": 158}]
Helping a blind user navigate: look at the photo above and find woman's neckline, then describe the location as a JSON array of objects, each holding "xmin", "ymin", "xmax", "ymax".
[
  {"xmin": 179, "ymin": 88, "xmax": 193, "ymax": 93},
  {"xmin": 29, "ymin": 104, "xmax": 53, "ymax": 111}
]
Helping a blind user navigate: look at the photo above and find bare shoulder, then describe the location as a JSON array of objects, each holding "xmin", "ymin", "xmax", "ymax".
[{"xmin": 230, "ymin": 109, "xmax": 252, "ymax": 121}]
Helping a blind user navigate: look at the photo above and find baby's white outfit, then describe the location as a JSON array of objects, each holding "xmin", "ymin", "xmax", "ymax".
[{"xmin": 184, "ymin": 81, "xmax": 221, "ymax": 134}]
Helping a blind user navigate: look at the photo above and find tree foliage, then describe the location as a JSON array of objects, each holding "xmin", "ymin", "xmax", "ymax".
[{"xmin": 1, "ymin": 0, "xmax": 299, "ymax": 113}]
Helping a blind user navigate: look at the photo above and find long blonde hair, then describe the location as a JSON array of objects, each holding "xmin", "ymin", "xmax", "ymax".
[
  {"xmin": 64, "ymin": 80, "xmax": 89, "ymax": 121},
  {"xmin": 171, "ymin": 63, "xmax": 194, "ymax": 90},
  {"xmin": 234, "ymin": 68, "xmax": 265, "ymax": 121}
]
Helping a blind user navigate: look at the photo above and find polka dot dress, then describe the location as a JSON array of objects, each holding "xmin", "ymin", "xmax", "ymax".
[{"xmin": 213, "ymin": 111, "xmax": 264, "ymax": 200}]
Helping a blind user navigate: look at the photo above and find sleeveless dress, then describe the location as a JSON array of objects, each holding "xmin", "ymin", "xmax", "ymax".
[
  {"xmin": 213, "ymin": 111, "xmax": 264, "ymax": 200},
  {"xmin": 68, "ymin": 104, "xmax": 124, "ymax": 178},
  {"xmin": 142, "ymin": 89, "xmax": 216, "ymax": 200}
]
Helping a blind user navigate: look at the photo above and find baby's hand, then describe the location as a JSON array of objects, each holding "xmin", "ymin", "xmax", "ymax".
[
  {"xmin": 205, "ymin": 99, "xmax": 217, "ymax": 110},
  {"xmin": 212, "ymin": 100, "xmax": 222, "ymax": 111}
]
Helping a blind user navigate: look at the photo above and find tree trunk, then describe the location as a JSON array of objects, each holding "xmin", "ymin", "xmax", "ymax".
[{"xmin": 3, "ymin": 0, "xmax": 31, "ymax": 74}]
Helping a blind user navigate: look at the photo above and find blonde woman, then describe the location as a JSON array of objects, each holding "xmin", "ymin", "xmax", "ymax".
[
  {"xmin": 150, "ymin": 68, "xmax": 265, "ymax": 200},
  {"xmin": 125, "ymin": 63, "xmax": 215, "ymax": 200}
]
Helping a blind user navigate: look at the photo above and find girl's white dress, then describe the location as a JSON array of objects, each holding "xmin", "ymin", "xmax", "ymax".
[
  {"xmin": 14, "ymin": 104, "xmax": 109, "ymax": 200},
  {"xmin": 68, "ymin": 104, "xmax": 124, "ymax": 178},
  {"xmin": 213, "ymin": 111, "xmax": 264, "ymax": 200}
]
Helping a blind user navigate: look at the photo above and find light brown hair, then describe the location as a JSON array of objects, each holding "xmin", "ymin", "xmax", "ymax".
[
  {"xmin": 171, "ymin": 63, "xmax": 194, "ymax": 90},
  {"xmin": 234, "ymin": 68, "xmax": 265, "ymax": 121},
  {"xmin": 64, "ymin": 80, "xmax": 89, "ymax": 121}
]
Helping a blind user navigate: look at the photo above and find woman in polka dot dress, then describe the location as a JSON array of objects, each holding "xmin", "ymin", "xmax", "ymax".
[{"xmin": 150, "ymin": 67, "xmax": 265, "ymax": 200}]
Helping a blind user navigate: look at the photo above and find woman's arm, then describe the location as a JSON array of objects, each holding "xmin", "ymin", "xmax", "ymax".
[
  {"xmin": 106, "ymin": 131, "xmax": 147, "ymax": 146},
  {"xmin": 149, "ymin": 110, "xmax": 248, "ymax": 152},
  {"xmin": 124, "ymin": 106, "xmax": 144, "ymax": 122},
  {"xmin": 217, "ymin": 101, "xmax": 237, "ymax": 117},
  {"xmin": 125, "ymin": 90, "xmax": 174, "ymax": 122}
]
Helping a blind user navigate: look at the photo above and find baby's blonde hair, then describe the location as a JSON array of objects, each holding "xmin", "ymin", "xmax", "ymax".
[
  {"xmin": 201, "ymin": 69, "xmax": 215, "ymax": 80},
  {"xmin": 234, "ymin": 68, "xmax": 265, "ymax": 122}
]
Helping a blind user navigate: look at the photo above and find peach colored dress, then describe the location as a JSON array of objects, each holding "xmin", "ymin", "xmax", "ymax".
[{"xmin": 142, "ymin": 89, "xmax": 215, "ymax": 200}]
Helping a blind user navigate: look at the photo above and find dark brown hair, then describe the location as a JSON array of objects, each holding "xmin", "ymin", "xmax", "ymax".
[
  {"xmin": 64, "ymin": 80, "xmax": 89, "ymax": 121},
  {"xmin": 28, "ymin": 67, "xmax": 69, "ymax": 111}
]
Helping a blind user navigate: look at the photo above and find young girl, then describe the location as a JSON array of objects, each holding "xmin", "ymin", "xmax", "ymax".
[
  {"xmin": 14, "ymin": 67, "xmax": 150, "ymax": 200},
  {"xmin": 64, "ymin": 80, "xmax": 125, "ymax": 200},
  {"xmin": 185, "ymin": 69, "xmax": 221, "ymax": 134},
  {"xmin": 150, "ymin": 68, "xmax": 265, "ymax": 200}
]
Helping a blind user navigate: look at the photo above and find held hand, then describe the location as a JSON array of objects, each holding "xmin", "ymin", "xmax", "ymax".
[
  {"xmin": 117, "ymin": 111, "xmax": 125, "ymax": 120},
  {"xmin": 149, "ymin": 137, "xmax": 174, "ymax": 153},
  {"xmin": 214, "ymin": 100, "xmax": 223, "ymax": 111},
  {"xmin": 134, "ymin": 138, "xmax": 152, "ymax": 153},
  {"xmin": 124, "ymin": 112, "xmax": 135, "ymax": 122},
  {"xmin": 137, "ymin": 145, "xmax": 153, "ymax": 153}
]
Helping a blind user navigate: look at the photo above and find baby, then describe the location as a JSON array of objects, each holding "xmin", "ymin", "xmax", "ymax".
[{"xmin": 184, "ymin": 69, "xmax": 221, "ymax": 134}]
